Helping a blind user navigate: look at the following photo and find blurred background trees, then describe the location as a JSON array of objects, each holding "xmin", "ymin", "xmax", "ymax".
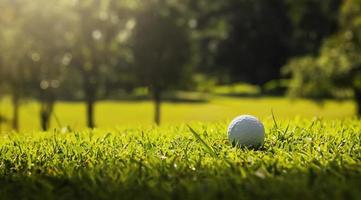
[
  {"xmin": 185, "ymin": 0, "xmax": 341, "ymax": 87},
  {"xmin": 0, "ymin": 1, "xmax": 30, "ymax": 130},
  {"xmin": 24, "ymin": 1, "xmax": 73, "ymax": 130},
  {"xmin": 285, "ymin": 0, "xmax": 361, "ymax": 116},
  {"xmin": 68, "ymin": 0, "xmax": 132, "ymax": 128},
  {"xmin": 0, "ymin": 0, "xmax": 359, "ymax": 129},
  {"xmin": 132, "ymin": 1, "xmax": 192, "ymax": 125}
]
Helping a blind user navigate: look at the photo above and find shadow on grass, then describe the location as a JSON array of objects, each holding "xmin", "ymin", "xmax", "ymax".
[
  {"xmin": 215, "ymin": 92, "xmax": 286, "ymax": 98},
  {"xmin": 0, "ymin": 164, "xmax": 360, "ymax": 200},
  {"xmin": 0, "ymin": 115, "xmax": 7, "ymax": 123},
  {"xmin": 58, "ymin": 95, "xmax": 210, "ymax": 104}
]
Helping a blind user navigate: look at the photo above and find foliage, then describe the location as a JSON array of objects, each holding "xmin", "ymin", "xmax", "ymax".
[
  {"xmin": 24, "ymin": 0, "xmax": 73, "ymax": 130},
  {"xmin": 284, "ymin": 0, "xmax": 361, "ymax": 115},
  {"xmin": 132, "ymin": 2, "xmax": 191, "ymax": 92},
  {"xmin": 283, "ymin": 56, "xmax": 335, "ymax": 98},
  {"xmin": 132, "ymin": 1, "xmax": 192, "ymax": 124},
  {"xmin": 285, "ymin": 0, "xmax": 342, "ymax": 55},
  {"xmin": 198, "ymin": 0, "xmax": 341, "ymax": 85},
  {"xmin": 66, "ymin": 0, "xmax": 133, "ymax": 128},
  {"xmin": 0, "ymin": 0, "xmax": 72, "ymax": 130},
  {"xmin": 0, "ymin": 119, "xmax": 360, "ymax": 199},
  {"xmin": 215, "ymin": 0, "xmax": 290, "ymax": 85}
]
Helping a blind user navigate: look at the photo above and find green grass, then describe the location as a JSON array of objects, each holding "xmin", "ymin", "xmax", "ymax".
[
  {"xmin": 0, "ymin": 96, "xmax": 355, "ymax": 131},
  {"xmin": 0, "ymin": 118, "xmax": 360, "ymax": 199}
]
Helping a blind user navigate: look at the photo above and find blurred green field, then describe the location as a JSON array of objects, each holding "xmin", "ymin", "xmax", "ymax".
[{"xmin": 0, "ymin": 96, "xmax": 355, "ymax": 131}]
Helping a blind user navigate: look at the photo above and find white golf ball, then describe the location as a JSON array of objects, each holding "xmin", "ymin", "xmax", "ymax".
[{"xmin": 227, "ymin": 115, "xmax": 265, "ymax": 146}]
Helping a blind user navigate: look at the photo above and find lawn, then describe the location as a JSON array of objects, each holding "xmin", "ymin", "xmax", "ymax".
[
  {"xmin": 0, "ymin": 96, "xmax": 355, "ymax": 131},
  {"xmin": 0, "ymin": 119, "xmax": 360, "ymax": 199}
]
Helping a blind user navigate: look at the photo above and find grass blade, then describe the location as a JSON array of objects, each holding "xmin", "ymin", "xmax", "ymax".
[
  {"xmin": 187, "ymin": 125, "xmax": 217, "ymax": 157},
  {"xmin": 271, "ymin": 110, "xmax": 279, "ymax": 129}
]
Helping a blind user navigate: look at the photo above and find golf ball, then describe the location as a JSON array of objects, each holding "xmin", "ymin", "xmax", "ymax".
[{"xmin": 227, "ymin": 115, "xmax": 265, "ymax": 146}]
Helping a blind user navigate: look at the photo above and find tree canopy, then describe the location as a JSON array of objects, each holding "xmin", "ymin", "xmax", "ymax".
[
  {"xmin": 285, "ymin": 0, "xmax": 361, "ymax": 115},
  {"xmin": 132, "ymin": 1, "xmax": 192, "ymax": 124}
]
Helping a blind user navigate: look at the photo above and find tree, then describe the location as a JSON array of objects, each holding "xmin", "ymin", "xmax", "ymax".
[
  {"xmin": 0, "ymin": 0, "xmax": 72, "ymax": 131},
  {"xmin": 0, "ymin": 1, "xmax": 33, "ymax": 130},
  {"xmin": 69, "ymin": 0, "xmax": 131, "ymax": 128},
  {"xmin": 213, "ymin": 0, "xmax": 342, "ymax": 86},
  {"xmin": 22, "ymin": 0, "xmax": 72, "ymax": 130},
  {"xmin": 215, "ymin": 0, "xmax": 291, "ymax": 86},
  {"xmin": 180, "ymin": 0, "xmax": 342, "ymax": 87},
  {"xmin": 284, "ymin": 0, "xmax": 361, "ymax": 116},
  {"xmin": 285, "ymin": 0, "xmax": 342, "ymax": 55},
  {"xmin": 132, "ymin": 2, "xmax": 192, "ymax": 125}
]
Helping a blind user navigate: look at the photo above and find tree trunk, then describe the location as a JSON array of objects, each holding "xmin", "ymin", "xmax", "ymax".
[
  {"xmin": 83, "ymin": 76, "xmax": 97, "ymax": 129},
  {"xmin": 11, "ymin": 94, "xmax": 19, "ymax": 131},
  {"xmin": 40, "ymin": 102, "xmax": 54, "ymax": 131},
  {"xmin": 86, "ymin": 98, "xmax": 95, "ymax": 128},
  {"xmin": 354, "ymin": 88, "xmax": 361, "ymax": 117},
  {"xmin": 40, "ymin": 110, "xmax": 48, "ymax": 131},
  {"xmin": 153, "ymin": 89, "xmax": 162, "ymax": 125}
]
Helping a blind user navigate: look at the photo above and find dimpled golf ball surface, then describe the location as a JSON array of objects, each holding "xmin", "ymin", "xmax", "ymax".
[{"xmin": 228, "ymin": 115, "xmax": 265, "ymax": 146}]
